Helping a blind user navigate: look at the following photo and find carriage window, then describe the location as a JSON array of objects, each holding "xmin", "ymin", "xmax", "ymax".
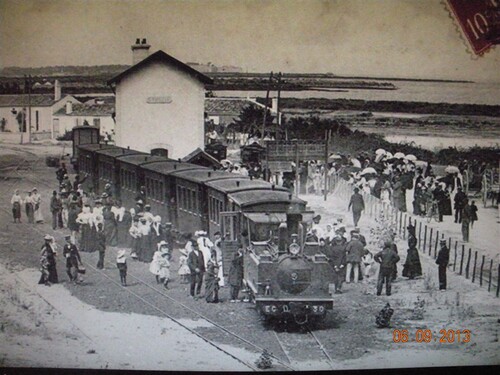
[{"xmin": 191, "ymin": 189, "xmax": 197, "ymax": 213}]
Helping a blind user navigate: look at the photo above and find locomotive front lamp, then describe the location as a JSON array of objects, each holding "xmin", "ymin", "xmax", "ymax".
[{"xmin": 289, "ymin": 242, "xmax": 300, "ymax": 256}]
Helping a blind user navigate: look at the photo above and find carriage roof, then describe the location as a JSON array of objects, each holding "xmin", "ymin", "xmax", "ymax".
[
  {"xmin": 95, "ymin": 147, "xmax": 146, "ymax": 158},
  {"xmin": 170, "ymin": 169, "xmax": 249, "ymax": 184},
  {"xmin": 228, "ymin": 189, "xmax": 306, "ymax": 208},
  {"xmin": 116, "ymin": 154, "xmax": 169, "ymax": 166},
  {"xmin": 77, "ymin": 143, "xmax": 118, "ymax": 152},
  {"xmin": 141, "ymin": 160, "xmax": 207, "ymax": 175},
  {"xmin": 206, "ymin": 178, "xmax": 287, "ymax": 193}
]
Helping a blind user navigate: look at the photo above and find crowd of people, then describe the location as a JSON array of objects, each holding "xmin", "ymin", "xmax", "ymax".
[
  {"xmin": 305, "ymin": 212, "xmax": 454, "ymax": 296},
  {"xmin": 11, "ymin": 163, "xmax": 246, "ymax": 303}
]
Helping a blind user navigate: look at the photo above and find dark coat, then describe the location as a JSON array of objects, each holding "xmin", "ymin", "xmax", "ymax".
[
  {"xmin": 95, "ymin": 230, "xmax": 106, "ymax": 253},
  {"xmin": 349, "ymin": 193, "xmax": 365, "ymax": 212},
  {"xmin": 228, "ymin": 251, "xmax": 244, "ymax": 286},
  {"xmin": 454, "ymin": 191, "xmax": 467, "ymax": 209},
  {"xmin": 187, "ymin": 250, "xmax": 205, "ymax": 274},
  {"xmin": 402, "ymin": 246, "xmax": 422, "ymax": 277},
  {"xmin": 63, "ymin": 243, "xmax": 81, "ymax": 268},
  {"xmin": 345, "ymin": 239, "xmax": 365, "ymax": 263},
  {"xmin": 436, "ymin": 245, "xmax": 450, "ymax": 267},
  {"xmin": 374, "ymin": 247, "xmax": 400, "ymax": 270}
]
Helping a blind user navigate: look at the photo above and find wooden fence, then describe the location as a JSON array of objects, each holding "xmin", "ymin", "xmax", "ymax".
[{"xmin": 330, "ymin": 175, "xmax": 499, "ymax": 297}]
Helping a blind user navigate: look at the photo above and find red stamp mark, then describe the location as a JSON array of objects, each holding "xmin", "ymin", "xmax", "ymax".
[{"xmin": 447, "ymin": 0, "xmax": 500, "ymax": 55}]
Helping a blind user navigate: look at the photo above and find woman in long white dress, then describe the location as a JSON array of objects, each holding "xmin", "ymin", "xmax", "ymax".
[{"xmin": 32, "ymin": 188, "xmax": 44, "ymax": 223}]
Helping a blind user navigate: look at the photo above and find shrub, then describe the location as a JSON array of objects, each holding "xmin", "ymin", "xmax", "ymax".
[{"xmin": 56, "ymin": 130, "xmax": 72, "ymax": 141}]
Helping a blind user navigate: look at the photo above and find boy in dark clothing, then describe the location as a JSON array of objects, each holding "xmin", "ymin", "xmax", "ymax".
[{"xmin": 374, "ymin": 241, "xmax": 400, "ymax": 296}]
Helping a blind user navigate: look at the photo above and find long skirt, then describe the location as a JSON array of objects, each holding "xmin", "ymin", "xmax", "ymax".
[
  {"xmin": 116, "ymin": 219, "xmax": 131, "ymax": 247},
  {"xmin": 104, "ymin": 220, "xmax": 118, "ymax": 247},
  {"xmin": 26, "ymin": 203, "xmax": 34, "ymax": 223},
  {"xmin": 12, "ymin": 202, "xmax": 21, "ymax": 220},
  {"xmin": 80, "ymin": 224, "xmax": 92, "ymax": 252},
  {"xmin": 140, "ymin": 235, "xmax": 153, "ymax": 262},
  {"xmin": 205, "ymin": 276, "xmax": 219, "ymax": 302},
  {"xmin": 34, "ymin": 206, "xmax": 44, "ymax": 223},
  {"xmin": 47, "ymin": 262, "xmax": 58, "ymax": 283}
]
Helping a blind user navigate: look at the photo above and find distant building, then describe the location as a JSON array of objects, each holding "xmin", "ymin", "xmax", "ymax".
[
  {"xmin": 0, "ymin": 80, "xmax": 79, "ymax": 140},
  {"xmin": 108, "ymin": 39, "xmax": 213, "ymax": 159},
  {"xmin": 205, "ymin": 97, "xmax": 279, "ymax": 127},
  {"xmin": 186, "ymin": 62, "xmax": 217, "ymax": 73},
  {"xmin": 52, "ymin": 97, "xmax": 115, "ymax": 138},
  {"xmin": 218, "ymin": 65, "xmax": 243, "ymax": 73}
]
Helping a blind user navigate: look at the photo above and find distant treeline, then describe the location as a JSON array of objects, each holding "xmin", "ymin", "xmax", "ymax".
[
  {"xmin": 0, "ymin": 65, "xmax": 129, "ymax": 78},
  {"xmin": 278, "ymin": 98, "xmax": 500, "ymax": 117}
]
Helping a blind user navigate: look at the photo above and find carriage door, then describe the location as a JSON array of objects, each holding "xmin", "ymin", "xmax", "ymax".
[{"xmin": 220, "ymin": 212, "xmax": 240, "ymax": 276}]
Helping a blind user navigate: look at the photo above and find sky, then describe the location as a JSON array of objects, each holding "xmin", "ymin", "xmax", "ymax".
[{"xmin": 1, "ymin": 0, "xmax": 499, "ymax": 82}]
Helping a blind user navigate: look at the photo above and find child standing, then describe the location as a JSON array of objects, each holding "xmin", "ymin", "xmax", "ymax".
[
  {"xmin": 116, "ymin": 249, "xmax": 127, "ymax": 286},
  {"xmin": 158, "ymin": 249, "xmax": 171, "ymax": 289},
  {"xmin": 178, "ymin": 248, "xmax": 190, "ymax": 284}
]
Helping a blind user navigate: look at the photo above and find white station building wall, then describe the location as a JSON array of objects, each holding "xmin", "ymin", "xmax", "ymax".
[{"xmin": 114, "ymin": 61, "xmax": 206, "ymax": 159}]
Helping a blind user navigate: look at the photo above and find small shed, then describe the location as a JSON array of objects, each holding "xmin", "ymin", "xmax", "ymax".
[{"xmin": 182, "ymin": 147, "xmax": 221, "ymax": 169}]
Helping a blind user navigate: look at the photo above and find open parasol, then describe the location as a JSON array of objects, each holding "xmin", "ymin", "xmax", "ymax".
[
  {"xmin": 405, "ymin": 154, "xmax": 417, "ymax": 161},
  {"xmin": 375, "ymin": 148, "xmax": 386, "ymax": 156},
  {"xmin": 444, "ymin": 165, "xmax": 460, "ymax": 174},
  {"xmin": 360, "ymin": 167, "xmax": 378, "ymax": 175},
  {"xmin": 394, "ymin": 152, "xmax": 405, "ymax": 159}
]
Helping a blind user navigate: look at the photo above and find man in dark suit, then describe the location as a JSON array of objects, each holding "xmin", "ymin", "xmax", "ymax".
[{"xmin": 187, "ymin": 240, "xmax": 206, "ymax": 298}]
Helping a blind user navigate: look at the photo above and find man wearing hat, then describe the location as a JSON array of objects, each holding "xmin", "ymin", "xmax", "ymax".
[
  {"xmin": 348, "ymin": 187, "xmax": 365, "ymax": 227},
  {"xmin": 328, "ymin": 230, "xmax": 347, "ymax": 294},
  {"xmin": 453, "ymin": 187, "xmax": 467, "ymax": 223},
  {"xmin": 187, "ymin": 240, "xmax": 206, "ymax": 298},
  {"xmin": 345, "ymin": 232, "xmax": 365, "ymax": 283},
  {"xmin": 436, "ymin": 239, "xmax": 450, "ymax": 291},
  {"xmin": 374, "ymin": 240, "xmax": 400, "ymax": 296},
  {"xmin": 63, "ymin": 235, "xmax": 82, "ymax": 283}
]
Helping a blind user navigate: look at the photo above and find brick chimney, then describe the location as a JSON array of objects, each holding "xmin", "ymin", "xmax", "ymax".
[
  {"xmin": 54, "ymin": 79, "xmax": 61, "ymax": 101},
  {"xmin": 131, "ymin": 38, "xmax": 151, "ymax": 65},
  {"xmin": 66, "ymin": 101, "xmax": 73, "ymax": 115}
]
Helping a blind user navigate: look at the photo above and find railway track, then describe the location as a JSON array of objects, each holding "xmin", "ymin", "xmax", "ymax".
[
  {"xmin": 0, "ymin": 154, "xmax": 301, "ymax": 371},
  {"xmin": 273, "ymin": 328, "xmax": 335, "ymax": 370}
]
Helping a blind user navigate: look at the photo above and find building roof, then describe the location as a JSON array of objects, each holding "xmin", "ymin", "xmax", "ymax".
[
  {"xmin": 205, "ymin": 98, "xmax": 256, "ymax": 116},
  {"xmin": 181, "ymin": 147, "xmax": 221, "ymax": 168},
  {"xmin": 54, "ymin": 103, "xmax": 115, "ymax": 117},
  {"xmin": 108, "ymin": 50, "xmax": 213, "ymax": 86},
  {"xmin": 0, "ymin": 94, "xmax": 62, "ymax": 107}
]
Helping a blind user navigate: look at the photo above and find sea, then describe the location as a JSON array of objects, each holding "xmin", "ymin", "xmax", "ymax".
[{"xmin": 214, "ymin": 80, "xmax": 500, "ymax": 151}]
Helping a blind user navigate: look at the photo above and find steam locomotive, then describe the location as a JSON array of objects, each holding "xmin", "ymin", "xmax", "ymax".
[{"xmin": 72, "ymin": 126, "xmax": 334, "ymax": 324}]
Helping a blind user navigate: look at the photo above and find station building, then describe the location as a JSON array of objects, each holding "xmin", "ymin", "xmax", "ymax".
[{"xmin": 108, "ymin": 39, "xmax": 213, "ymax": 160}]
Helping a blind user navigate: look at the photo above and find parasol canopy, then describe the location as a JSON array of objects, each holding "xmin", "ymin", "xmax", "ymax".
[
  {"xmin": 414, "ymin": 160, "xmax": 428, "ymax": 167},
  {"xmin": 220, "ymin": 159, "xmax": 233, "ymax": 166},
  {"xmin": 394, "ymin": 152, "xmax": 405, "ymax": 159},
  {"xmin": 360, "ymin": 167, "xmax": 378, "ymax": 175},
  {"xmin": 375, "ymin": 148, "xmax": 386, "ymax": 156},
  {"xmin": 351, "ymin": 158, "xmax": 362, "ymax": 168},
  {"xmin": 444, "ymin": 165, "xmax": 460, "ymax": 174},
  {"xmin": 328, "ymin": 153, "xmax": 342, "ymax": 161},
  {"xmin": 405, "ymin": 154, "xmax": 417, "ymax": 161}
]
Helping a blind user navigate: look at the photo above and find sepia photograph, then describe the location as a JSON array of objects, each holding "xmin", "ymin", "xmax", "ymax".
[{"xmin": 0, "ymin": 0, "xmax": 499, "ymax": 372}]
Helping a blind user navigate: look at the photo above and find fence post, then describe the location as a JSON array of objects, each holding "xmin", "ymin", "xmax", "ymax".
[
  {"xmin": 428, "ymin": 228, "xmax": 433, "ymax": 255},
  {"xmin": 423, "ymin": 225, "xmax": 427, "ymax": 252},
  {"xmin": 399, "ymin": 211, "xmax": 403, "ymax": 236},
  {"xmin": 403, "ymin": 214, "xmax": 407, "ymax": 239},
  {"xmin": 472, "ymin": 251, "xmax": 478, "ymax": 283},
  {"xmin": 459, "ymin": 245, "xmax": 465, "ymax": 275},
  {"xmin": 453, "ymin": 241, "xmax": 458, "ymax": 272},
  {"xmin": 497, "ymin": 264, "xmax": 500, "ymax": 298},
  {"xmin": 489, "ymin": 259, "xmax": 493, "ymax": 292},
  {"xmin": 480, "ymin": 255, "xmax": 485, "ymax": 287},
  {"xmin": 418, "ymin": 221, "xmax": 422, "ymax": 247},
  {"xmin": 465, "ymin": 248, "xmax": 472, "ymax": 279},
  {"xmin": 434, "ymin": 231, "xmax": 439, "ymax": 259}
]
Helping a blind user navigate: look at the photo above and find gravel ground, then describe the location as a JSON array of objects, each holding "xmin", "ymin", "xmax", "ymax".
[{"xmin": 0, "ymin": 144, "xmax": 499, "ymax": 371}]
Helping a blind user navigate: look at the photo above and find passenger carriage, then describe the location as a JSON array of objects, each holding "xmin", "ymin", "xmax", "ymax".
[
  {"xmin": 94, "ymin": 147, "xmax": 146, "ymax": 198},
  {"xmin": 141, "ymin": 160, "xmax": 206, "ymax": 227}
]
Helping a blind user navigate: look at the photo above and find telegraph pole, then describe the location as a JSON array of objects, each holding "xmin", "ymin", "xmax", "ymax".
[
  {"xmin": 262, "ymin": 72, "xmax": 273, "ymax": 141},
  {"xmin": 27, "ymin": 75, "xmax": 32, "ymax": 143}
]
